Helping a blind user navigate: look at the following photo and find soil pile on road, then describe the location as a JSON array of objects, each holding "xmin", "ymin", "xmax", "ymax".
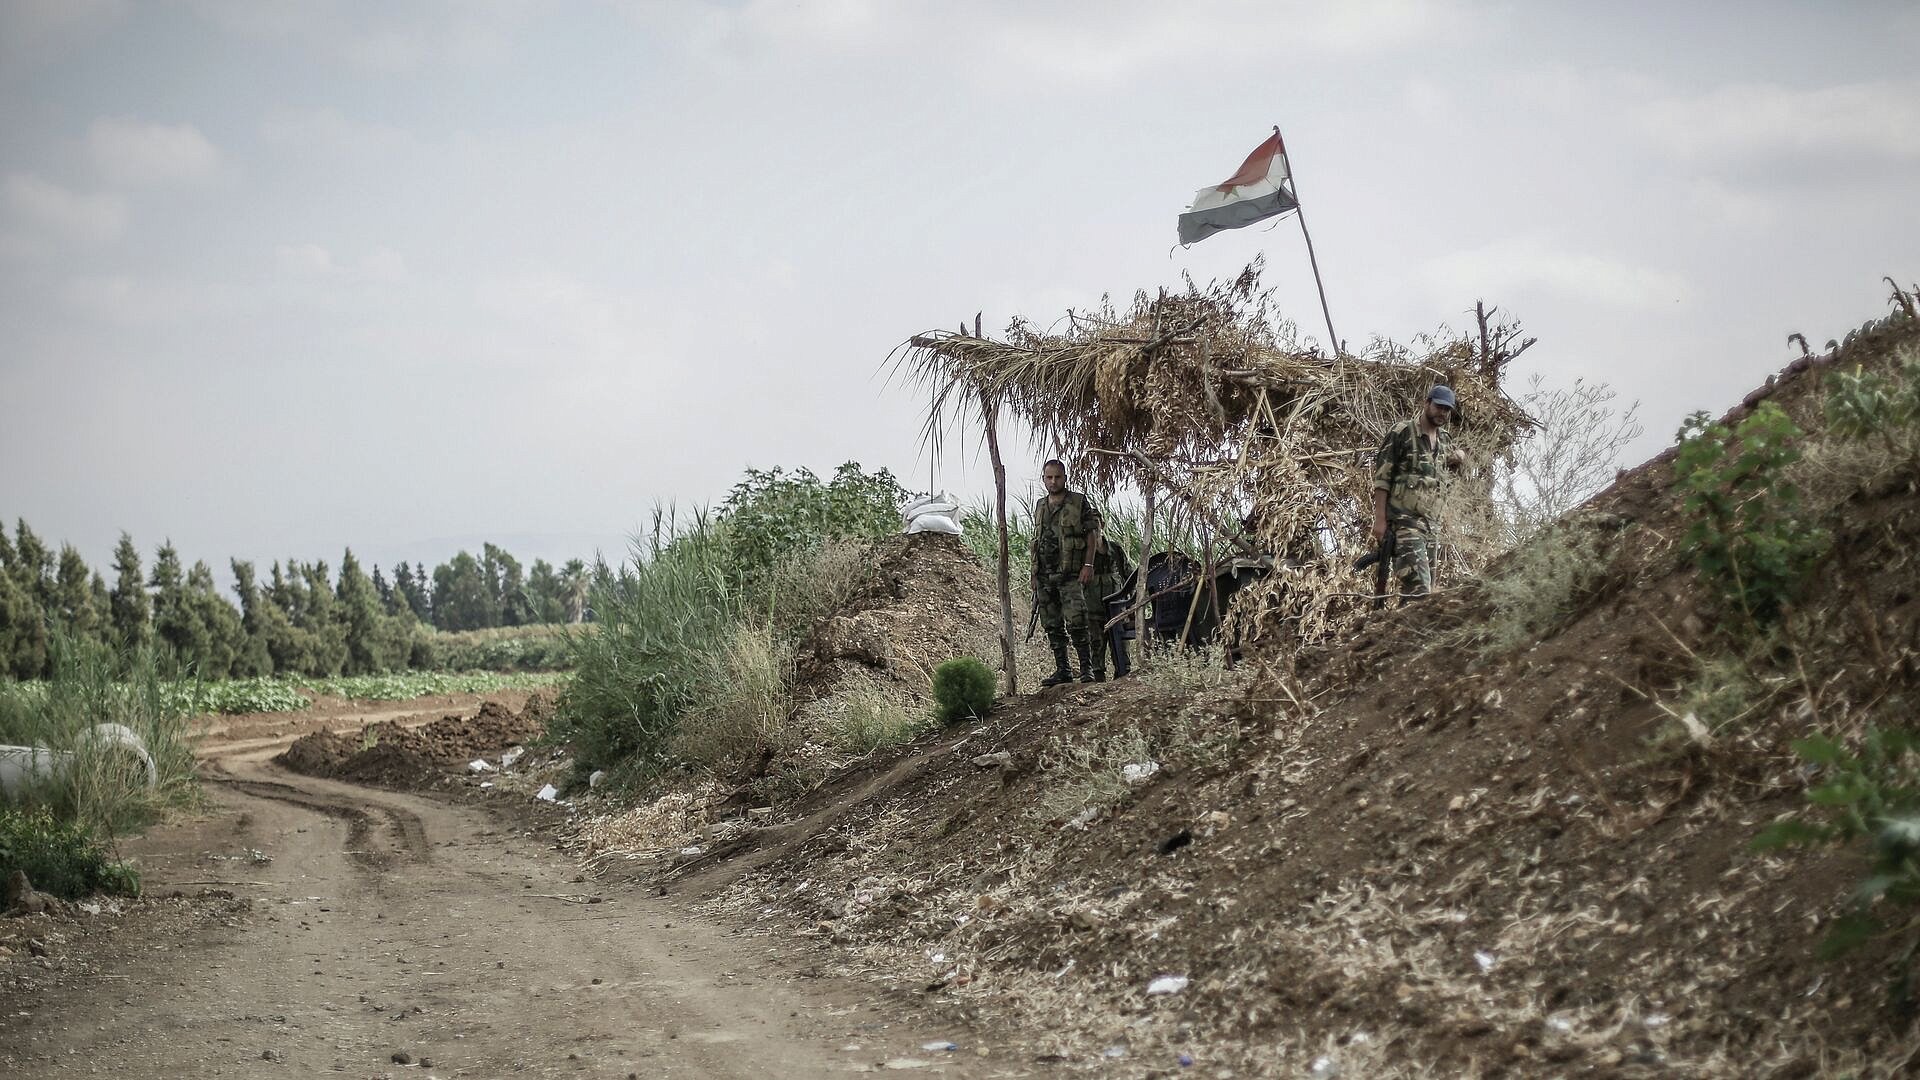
[
  {"xmin": 276, "ymin": 698, "xmax": 549, "ymax": 788},
  {"xmin": 675, "ymin": 304, "xmax": 1920, "ymax": 1075}
]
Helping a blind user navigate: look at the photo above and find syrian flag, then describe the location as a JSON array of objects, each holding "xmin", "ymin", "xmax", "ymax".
[{"xmin": 1177, "ymin": 128, "xmax": 1298, "ymax": 246}]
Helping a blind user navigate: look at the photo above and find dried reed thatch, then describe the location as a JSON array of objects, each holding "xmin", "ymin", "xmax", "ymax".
[{"xmin": 892, "ymin": 259, "xmax": 1536, "ymax": 651}]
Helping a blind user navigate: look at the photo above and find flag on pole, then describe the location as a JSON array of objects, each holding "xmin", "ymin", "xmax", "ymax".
[{"xmin": 1177, "ymin": 128, "xmax": 1298, "ymax": 246}]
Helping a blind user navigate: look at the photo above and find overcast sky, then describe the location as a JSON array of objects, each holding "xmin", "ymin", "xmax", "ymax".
[{"xmin": 3, "ymin": 1, "xmax": 1917, "ymax": 579}]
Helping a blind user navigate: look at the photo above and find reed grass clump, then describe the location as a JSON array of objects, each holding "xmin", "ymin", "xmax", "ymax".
[{"xmin": 0, "ymin": 631, "xmax": 197, "ymax": 835}]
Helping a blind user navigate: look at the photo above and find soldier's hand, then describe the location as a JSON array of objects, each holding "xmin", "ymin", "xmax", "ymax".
[
  {"xmin": 1078, "ymin": 564, "xmax": 1094, "ymax": 586},
  {"xmin": 1371, "ymin": 517, "xmax": 1387, "ymax": 542},
  {"xmin": 1446, "ymin": 448, "xmax": 1467, "ymax": 472}
]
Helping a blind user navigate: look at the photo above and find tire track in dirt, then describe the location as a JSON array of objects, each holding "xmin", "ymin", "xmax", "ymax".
[
  {"xmin": 209, "ymin": 774, "xmax": 432, "ymax": 872},
  {"xmin": 1, "ymin": 695, "xmax": 1018, "ymax": 1078}
]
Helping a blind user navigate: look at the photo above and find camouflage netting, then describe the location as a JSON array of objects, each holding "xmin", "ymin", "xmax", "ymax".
[{"xmin": 893, "ymin": 259, "xmax": 1537, "ymax": 651}]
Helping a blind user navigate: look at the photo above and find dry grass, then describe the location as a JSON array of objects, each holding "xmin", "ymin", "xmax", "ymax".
[
  {"xmin": 1029, "ymin": 726, "xmax": 1151, "ymax": 823},
  {"xmin": 569, "ymin": 781, "xmax": 718, "ymax": 872},
  {"xmin": 669, "ymin": 623, "xmax": 793, "ymax": 769},
  {"xmin": 813, "ymin": 680, "xmax": 930, "ymax": 756},
  {"xmin": 1461, "ymin": 516, "xmax": 1613, "ymax": 656},
  {"xmin": 765, "ymin": 537, "xmax": 879, "ymax": 641}
]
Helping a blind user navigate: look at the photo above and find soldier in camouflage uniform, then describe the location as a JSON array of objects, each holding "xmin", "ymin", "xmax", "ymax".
[
  {"xmin": 1371, "ymin": 385, "xmax": 1466, "ymax": 599},
  {"xmin": 1030, "ymin": 459, "xmax": 1107, "ymax": 686}
]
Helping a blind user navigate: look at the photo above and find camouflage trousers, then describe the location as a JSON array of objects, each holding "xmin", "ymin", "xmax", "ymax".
[
  {"xmin": 1391, "ymin": 526, "xmax": 1434, "ymax": 599},
  {"xmin": 1037, "ymin": 571, "xmax": 1114, "ymax": 671}
]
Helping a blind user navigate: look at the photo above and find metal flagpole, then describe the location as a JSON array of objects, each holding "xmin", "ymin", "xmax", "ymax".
[{"xmin": 1276, "ymin": 127, "xmax": 1341, "ymax": 356}]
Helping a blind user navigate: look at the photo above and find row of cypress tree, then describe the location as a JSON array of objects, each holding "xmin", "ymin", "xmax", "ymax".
[{"xmin": 0, "ymin": 519, "xmax": 588, "ymax": 681}]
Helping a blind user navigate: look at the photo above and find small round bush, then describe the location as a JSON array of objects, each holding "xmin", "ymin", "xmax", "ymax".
[{"xmin": 931, "ymin": 658, "xmax": 997, "ymax": 724}]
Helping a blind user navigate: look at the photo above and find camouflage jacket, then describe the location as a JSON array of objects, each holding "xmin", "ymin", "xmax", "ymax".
[
  {"xmin": 1032, "ymin": 491, "xmax": 1103, "ymax": 575},
  {"xmin": 1372, "ymin": 419, "xmax": 1451, "ymax": 530}
]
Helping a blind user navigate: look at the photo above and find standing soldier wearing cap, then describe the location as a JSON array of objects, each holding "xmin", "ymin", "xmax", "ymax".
[
  {"xmin": 1030, "ymin": 458, "xmax": 1107, "ymax": 686},
  {"xmin": 1371, "ymin": 385, "xmax": 1467, "ymax": 600}
]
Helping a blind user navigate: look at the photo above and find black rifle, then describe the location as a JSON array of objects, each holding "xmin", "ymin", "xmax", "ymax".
[
  {"xmin": 1025, "ymin": 599, "xmax": 1040, "ymax": 643},
  {"xmin": 1371, "ymin": 527, "xmax": 1398, "ymax": 610}
]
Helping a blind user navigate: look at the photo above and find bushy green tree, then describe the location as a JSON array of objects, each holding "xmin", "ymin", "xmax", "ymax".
[
  {"xmin": 147, "ymin": 542, "xmax": 190, "ymax": 671},
  {"xmin": 483, "ymin": 543, "xmax": 533, "ymax": 627},
  {"xmin": 296, "ymin": 561, "xmax": 347, "ymax": 676},
  {"xmin": 0, "ymin": 570, "xmax": 45, "ymax": 678},
  {"xmin": 183, "ymin": 560, "xmax": 246, "ymax": 677},
  {"xmin": 228, "ymin": 559, "xmax": 274, "ymax": 677},
  {"xmin": 392, "ymin": 561, "xmax": 431, "ymax": 622},
  {"xmin": 108, "ymin": 533, "xmax": 148, "ymax": 651},
  {"xmin": 336, "ymin": 549, "xmax": 398, "ymax": 674},
  {"xmin": 371, "ymin": 564, "xmax": 395, "ymax": 615},
  {"xmin": 52, "ymin": 546, "xmax": 101, "ymax": 640},
  {"xmin": 528, "ymin": 559, "xmax": 564, "ymax": 624},
  {"xmin": 11, "ymin": 520, "xmax": 54, "ymax": 611},
  {"xmin": 432, "ymin": 551, "xmax": 496, "ymax": 631}
]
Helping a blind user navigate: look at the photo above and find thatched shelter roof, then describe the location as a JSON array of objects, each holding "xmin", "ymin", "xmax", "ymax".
[{"xmin": 892, "ymin": 261, "xmax": 1538, "ymax": 647}]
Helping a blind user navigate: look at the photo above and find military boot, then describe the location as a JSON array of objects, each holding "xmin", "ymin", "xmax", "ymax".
[
  {"xmin": 1040, "ymin": 642, "xmax": 1076, "ymax": 688},
  {"xmin": 1076, "ymin": 642, "xmax": 1103, "ymax": 683}
]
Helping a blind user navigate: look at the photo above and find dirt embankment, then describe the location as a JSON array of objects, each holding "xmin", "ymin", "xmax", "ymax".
[{"xmin": 612, "ymin": 308, "xmax": 1920, "ymax": 1075}]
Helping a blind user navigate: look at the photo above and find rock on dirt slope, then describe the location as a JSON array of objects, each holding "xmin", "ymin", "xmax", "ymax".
[{"xmin": 654, "ymin": 304, "xmax": 1920, "ymax": 1076}]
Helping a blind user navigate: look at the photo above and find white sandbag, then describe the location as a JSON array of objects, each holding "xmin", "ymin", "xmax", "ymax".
[
  {"xmin": 907, "ymin": 513, "xmax": 963, "ymax": 535},
  {"xmin": 902, "ymin": 491, "xmax": 961, "ymax": 526}
]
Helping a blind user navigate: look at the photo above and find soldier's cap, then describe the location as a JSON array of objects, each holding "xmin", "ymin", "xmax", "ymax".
[{"xmin": 1427, "ymin": 385, "xmax": 1457, "ymax": 409}]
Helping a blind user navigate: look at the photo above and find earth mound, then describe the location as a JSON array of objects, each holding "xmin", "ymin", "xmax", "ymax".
[
  {"xmin": 675, "ymin": 302, "xmax": 1920, "ymax": 1075},
  {"xmin": 791, "ymin": 531, "xmax": 1027, "ymax": 711},
  {"xmin": 277, "ymin": 697, "xmax": 548, "ymax": 789}
]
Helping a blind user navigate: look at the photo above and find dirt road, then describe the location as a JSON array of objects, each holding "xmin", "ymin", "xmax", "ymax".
[{"xmin": 0, "ymin": 699, "xmax": 1007, "ymax": 1078}]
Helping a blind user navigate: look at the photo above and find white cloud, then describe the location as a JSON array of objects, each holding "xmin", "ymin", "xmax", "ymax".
[
  {"xmin": 274, "ymin": 243, "xmax": 412, "ymax": 285},
  {"xmin": 1422, "ymin": 236, "xmax": 1692, "ymax": 311},
  {"xmin": 0, "ymin": 0, "xmax": 127, "ymax": 74},
  {"xmin": 275, "ymin": 243, "xmax": 336, "ymax": 275},
  {"xmin": 87, "ymin": 118, "xmax": 223, "ymax": 186},
  {"xmin": 359, "ymin": 248, "xmax": 409, "ymax": 283},
  {"xmin": 61, "ymin": 275, "xmax": 222, "ymax": 325},
  {"xmin": 1681, "ymin": 177, "xmax": 1778, "ymax": 230},
  {"xmin": 188, "ymin": 0, "xmax": 527, "ymax": 72},
  {"xmin": 259, "ymin": 107, "xmax": 416, "ymax": 157},
  {"xmin": 2, "ymin": 173, "xmax": 127, "ymax": 250},
  {"xmin": 630, "ymin": 0, "xmax": 1477, "ymax": 82},
  {"xmin": 1637, "ymin": 80, "xmax": 1920, "ymax": 170}
]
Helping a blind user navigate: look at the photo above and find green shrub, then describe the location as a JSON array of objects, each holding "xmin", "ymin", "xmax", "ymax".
[
  {"xmin": 1756, "ymin": 727, "xmax": 1920, "ymax": 970},
  {"xmin": 931, "ymin": 657, "xmax": 997, "ymax": 724},
  {"xmin": 1674, "ymin": 402, "xmax": 1828, "ymax": 630},
  {"xmin": 0, "ymin": 807, "xmax": 140, "ymax": 900},
  {"xmin": 720, "ymin": 462, "xmax": 908, "ymax": 587}
]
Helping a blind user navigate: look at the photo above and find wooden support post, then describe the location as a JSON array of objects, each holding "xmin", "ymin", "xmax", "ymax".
[
  {"xmin": 979, "ymin": 384, "xmax": 1017, "ymax": 697},
  {"xmin": 1137, "ymin": 483, "xmax": 1155, "ymax": 656}
]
